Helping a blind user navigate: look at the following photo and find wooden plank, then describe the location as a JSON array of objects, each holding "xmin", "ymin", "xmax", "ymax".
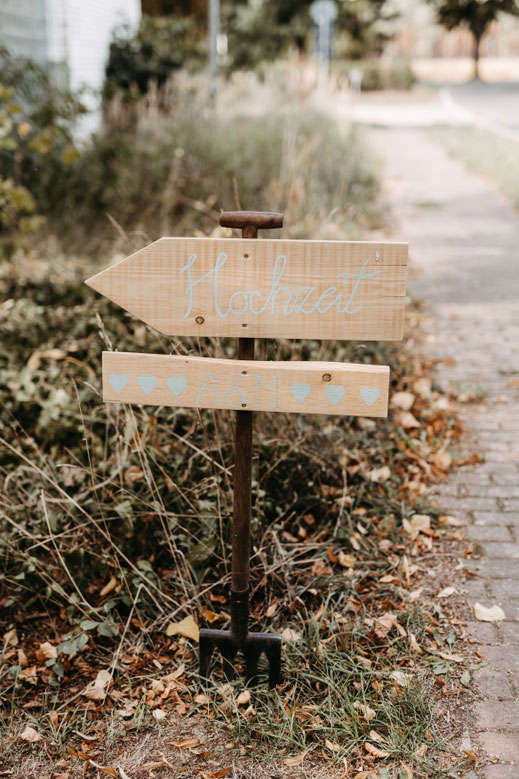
[
  {"xmin": 86, "ymin": 237, "xmax": 407, "ymax": 341},
  {"xmin": 102, "ymin": 352, "xmax": 390, "ymax": 417}
]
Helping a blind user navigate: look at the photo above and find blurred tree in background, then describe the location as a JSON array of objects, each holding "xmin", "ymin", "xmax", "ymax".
[
  {"xmin": 103, "ymin": 16, "xmax": 206, "ymax": 101},
  {"xmin": 224, "ymin": 0, "xmax": 396, "ymax": 70},
  {"xmin": 142, "ymin": 0, "xmax": 207, "ymax": 25},
  {"xmin": 103, "ymin": 0, "xmax": 396, "ymax": 97},
  {"xmin": 428, "ymin": 0, "xmax": 519, "ymax": 79}
]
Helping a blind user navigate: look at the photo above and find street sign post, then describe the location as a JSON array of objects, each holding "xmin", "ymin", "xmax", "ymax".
[
  {"xmin": 310, "ymin": 0, "xmax": 338, "ymax": 90},
  {"xmin": 86, "ymin": 211, "xmax": 408, "ymax": 687}
]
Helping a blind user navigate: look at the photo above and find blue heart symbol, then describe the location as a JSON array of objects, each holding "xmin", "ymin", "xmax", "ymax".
[
  {"xmin": 108, "ymin": 373, "xmax": 128, "ymax": 394},
  {"xmin": 137, "ymin": 375, "xmax": 158, "ymax": 395},
  {"xmin": 290, "ymin": 382, "xmax": 311, "ymax": 403},
  {"xmin": 325, "ymin": 385, "xmax": 345, "ymax": 406},
  {"xmin": 166, "ymin": 376, "xmax": 187, "ymax": 397},
  {"xmin": 360, "ymin": 386, "xmax": 381, "ymax": 407}
]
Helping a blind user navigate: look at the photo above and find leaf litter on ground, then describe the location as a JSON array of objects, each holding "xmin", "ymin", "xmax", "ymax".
[{"xmin": 0, "ymin": 254, "xmax": 485, "ymax": 776}]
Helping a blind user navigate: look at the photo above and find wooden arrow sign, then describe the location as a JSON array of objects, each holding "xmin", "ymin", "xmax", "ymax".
[
  {"xmin": 103, "ymin": 352, "xmax": 390, "ymax": 417},
  {"xmin": 86, "ymin": 238, "xmax": 407, "ymax": 341}
]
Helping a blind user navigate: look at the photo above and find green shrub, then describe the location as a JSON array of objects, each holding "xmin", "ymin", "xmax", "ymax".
[
  {"xmin": 0, "ymin": 49, "xmax": 85, "ymax": 257},
  {"xmin": 0, "ymin": 83, "xmax": 44, "ymax": 258},
  {"xmin": 38, "ymin": 98, "xmax": 381, "ymax": 254}
]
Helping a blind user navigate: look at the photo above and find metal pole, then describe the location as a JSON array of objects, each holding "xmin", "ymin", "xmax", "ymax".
[
  {"xmin": 209, "ymin": 0, "xmax": 219, "ymax": 104},
  {"xmin": 199, "ymin": 211, "xmax": 283, "ymax": 687},
  {"xmin": 230, "ymin": 224, "xmax": 257, "ymax": 644},
  {"xmin": 318, "ymin": 21, "xmax": 330, "ymax": 92}
]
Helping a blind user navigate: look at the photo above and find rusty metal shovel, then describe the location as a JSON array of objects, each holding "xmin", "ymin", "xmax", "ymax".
[{"xmin": 199, "ymin": 211, "xmax": 283, "ymax": 688}]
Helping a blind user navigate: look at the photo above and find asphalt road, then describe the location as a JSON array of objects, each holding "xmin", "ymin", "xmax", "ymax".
[{"xmin": 448, "ymin": 81, "xmax": 519, "ymax": 132}]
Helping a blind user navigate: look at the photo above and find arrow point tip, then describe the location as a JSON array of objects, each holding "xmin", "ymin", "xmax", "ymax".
[{"xmin": 84, "ymin": 273, "xmax": 100, "ymax": 291}]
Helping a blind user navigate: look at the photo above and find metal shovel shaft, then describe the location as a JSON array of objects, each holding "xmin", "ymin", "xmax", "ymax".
[
  {"xmin": 199, "ymin": 212, "xmax": 283, "ymax": 686},
  {"xmin": 230, "ymin": 225, "xmax": 257, "ymax": 641}
]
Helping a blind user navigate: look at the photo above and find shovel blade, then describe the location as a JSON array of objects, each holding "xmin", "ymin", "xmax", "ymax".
[{"xmin": 199, "ymin": 628, "xmax": 282, "ymax": 688}]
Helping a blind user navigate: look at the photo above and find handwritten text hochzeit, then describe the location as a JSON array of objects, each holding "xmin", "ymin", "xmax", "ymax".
[{"xmin": 180, "ymin": 253, "xmax": 381, "ymax": 319}]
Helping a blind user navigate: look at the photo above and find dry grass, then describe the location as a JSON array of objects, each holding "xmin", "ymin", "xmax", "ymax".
[
  {"xmin": 39, "ymin": 79, "xmax": 381, "ymax": 258},
  {"xmin": 431, "ymin": 126, "xmax": 519, "ymax": 210}
]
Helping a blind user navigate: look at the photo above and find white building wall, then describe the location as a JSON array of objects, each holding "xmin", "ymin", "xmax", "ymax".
[
  {"xmin": 1, "ymin": 0, "xmax": 140, "ymax": 132},
  {"xmin": 0, "ymin": 0, "xmax": 48, "ymax": 62},
  {"xmin": 47, "ymin": 0, "xmax": 141, "ymax": 95}
]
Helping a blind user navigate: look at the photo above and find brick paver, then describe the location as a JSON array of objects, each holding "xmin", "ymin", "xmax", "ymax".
[{"xmin": 373, "ymin": 127, "xmax": 519, "ymax": 775}]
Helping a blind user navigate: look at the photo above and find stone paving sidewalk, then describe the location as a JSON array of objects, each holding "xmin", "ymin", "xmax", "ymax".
[{"xmin": 371, "ymin": 128, "xmax": 519, "ymax": 778}]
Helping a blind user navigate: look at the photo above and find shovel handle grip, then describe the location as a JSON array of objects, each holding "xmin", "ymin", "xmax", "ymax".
[{"xmin": 220, "ymin": 211, "xmax": 283, "ymax": 232}]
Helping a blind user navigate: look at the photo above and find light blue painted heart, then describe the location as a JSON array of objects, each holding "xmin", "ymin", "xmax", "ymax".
[
  {"xmin": 325, "ymin": 385, "xmax": 345, "ymax": 406},
  {"xmin": 290, "ymin": 382, "xmax": 311, "ymax": 403},
  {"xmin": 108, "ymin": 372, "xmax": 128, "ymax": 395},
  {"xmin": 360, "ymin": 386, "xmax": 381, "ymax": 407},
  {"xmin": 166, "ymin": 376, "xmax": 187, "ymax": 397},
  {"xmin": 137, "ymin": 375, "xmax": 158, "ymax": 395}
]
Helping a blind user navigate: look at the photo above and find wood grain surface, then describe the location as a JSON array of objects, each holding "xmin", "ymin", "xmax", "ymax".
[
  {"xmin": 102, "ymin": 352, "xmax": 390, "ymax": 417},
  {"xmin": 86, "ymin": 237, "xmax": 408, "ymax": 341}
]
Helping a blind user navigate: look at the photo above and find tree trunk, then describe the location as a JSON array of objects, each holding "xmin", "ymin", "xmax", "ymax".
[{"xmin": 473, "ymin": 33, "xmax": 481, "ymax": 81}]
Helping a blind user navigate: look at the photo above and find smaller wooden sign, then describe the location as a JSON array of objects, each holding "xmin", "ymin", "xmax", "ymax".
[{"xmin": 103, "ymin": 352, "xmax": 389, "ymax": 417}]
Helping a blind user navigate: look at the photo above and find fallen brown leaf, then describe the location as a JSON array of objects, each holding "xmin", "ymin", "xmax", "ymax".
[
  {"xmin": 453, "ymin": 453, "xmax": 484, "ymax": 467},
  {"xmin": 201, "ymin": 608, "xmax": 221, "ymax": 624},
  {"xmin": 99, "ymin": 576, "xmax": 118, "ymax": 598},
  {"xmin": 166, "ymin": 615, "xmax": 199, "ymax": 642},
  {"xmin": 124, "ymin": 465, "xmax": 145, "ymax": 485},
  {"xmin": 19, "ymin": 666, "xmax": 38, "ymax": 685},
  {"xmin": 397, "ymin": 411, "xmax": 421, "ymax": 429},
  {"xmin": 437, "ymin": 586, "xmax": 456, "ymax": 598},
  {"xmin": 36, "ymin": 642, "xmax": 58, "ymax": 662},
  {"xmin": 365, "ymin": 742, "xmax": 390, "ymax": 758},
  {"xmin": 81, "ymin": 669, "xmax": 111, "ymax": 701},
  {"xmin": 88, "ymin": 762, "xmax": 117, "ymax": 778},
  {"xmin": 281, "ymin": 628, "xmax": 302, "ymax": 642},
  {"xmin": 325, "ymin": 738, "xmax": 341, "ymax": 752},
  {"xmin": 152, "ymin": 709, "xmax": 166, "ymax": 722},
  {"xmin": 201, "ymin": 769, "xmax": 232, "ymax": 779},
  {"xmin": 283, "ymin": 753, "xmax": 306, "ymax": 766},
  {"xmin": 19, "ymin": 725, "xmax": 42, "ymax": 743},
  {"xmin": 474, "ymin": 603, "xmax": 505, "ymax": 622},
  {"xmin": 367, "ymin": 465, "xmax": 391, "ymax": 482},
  {"xmin": 170, "ymin": 738, "xmax": 201, "ymax": 749},
  {"xmin": 434, "ymin": 651, "xmax": 464, "ymax": 663},
  {"xmin": 353, "ymin": 701, "xmax": 376, "ymax": 721},
  {"xmin": 431, "ymin": 450, "xmax": 452, "ymax": 471},
  {"xmin": 391, "ymin": 391, "xmax": 415, "ymax": 411},
  {"xmin": 439, "ymin": 515, "xmax": 465, "ymax": 527},
  {"xmin": 311, "ymin": 559, "xmax": 332, "ymax": 576},
  {"xmin": 266, "ymin": 599, "xmax": 278, "ymax": 617},
  {"xmin": 48, "ymin": 711, "xmax": 59, "ymax": 727},
  {"xmin": 338, "ymin": 551, "xmax": 356, "ymax": 568},
  {"xmin": 138, "ymin": 761, "xmax": 169, "ymax": 770}
]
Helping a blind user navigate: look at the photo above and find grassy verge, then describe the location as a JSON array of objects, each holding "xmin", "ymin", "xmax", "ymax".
[
  {"xmin": 34, "ymin": 95, "xmax": 381, "ymax": 256},
  {"xmin": 430, "ymin": 126, "xmax": 519, "ymax": 210},
  {"xmin": 0, "ymin": 103, "xmax": 475, "ymax": 778}
]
